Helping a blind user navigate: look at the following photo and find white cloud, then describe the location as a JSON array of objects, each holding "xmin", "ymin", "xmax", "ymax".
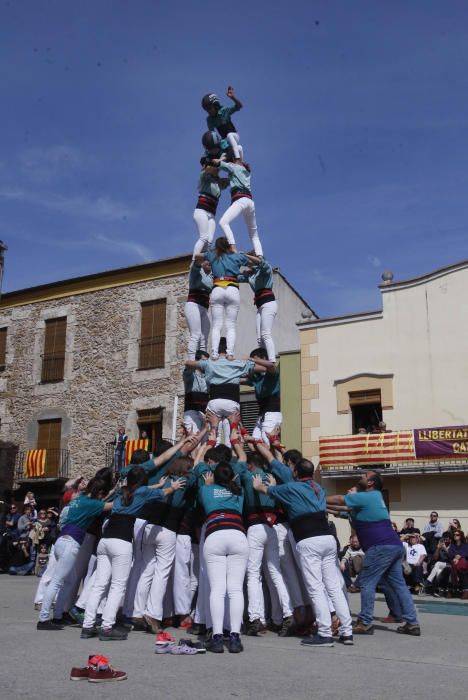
[
  {"xmin": 0, "ymin": 186, "xmax": 133, "ymax": 221},
  {"xmin": 93, "ymin": 233, "xmax": 152, "ymax": 262},
  {"xmin": 367, "ymin": 254, "xmax": 381, "ymax": 268}
]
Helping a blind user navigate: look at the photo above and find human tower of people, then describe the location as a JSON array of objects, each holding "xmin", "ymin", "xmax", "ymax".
[{"xmin": 34, "ymin": 89, "xmax": 421, "ymax": 667}]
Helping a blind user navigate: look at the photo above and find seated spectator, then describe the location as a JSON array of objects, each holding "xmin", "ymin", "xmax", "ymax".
[
  {"xmin": 425, "ymin": 532, "xmax": 452, "ymax": 596},
  {"xmin": 448, "ymin": 530, "xmax": 468, "ymax": 599},
  {"xmin": 422, "ymin": 511, "xmax": 444, "ymax": 539},
  {"xmin": 400, "ymin": 518, "xmax": 421, "ymax": 536},
  {"xmin": 3, "ymin": 504, "xmax": 20, "ymax": 537},
  {"xmin": 8, "ymin": 536, "xmax": 34, "ymax": 576},
  {"xmin": 35, "ymin": 542, "xmax": 50, "ymax": 577},
  {"xmin": 339, "ymin": 535, "xmax": 364, "ymax": 592},
  {"xmin": 448, "ymin": 518, "xmax": 462, "ymax": 537},
  {"xmin": 403, "ymin": 533, "xmax": 426, "ymax": 593},
  {"xmin": 17, "ymin": 505, "xmax": 35, "ymax": 538}
]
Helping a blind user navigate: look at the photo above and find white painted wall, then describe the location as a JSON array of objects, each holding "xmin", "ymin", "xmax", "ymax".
[{"xmin": 309, "ymin": 264, "xmax": 468, "ymax": 447}]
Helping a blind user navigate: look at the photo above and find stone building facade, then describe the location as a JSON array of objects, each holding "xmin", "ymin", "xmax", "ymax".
[{"xmin": 0, "ymin": 254, "xmax": 312, "ymax": 500}]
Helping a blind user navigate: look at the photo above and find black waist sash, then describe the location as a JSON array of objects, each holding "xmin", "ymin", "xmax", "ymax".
[
  {"xmin": 290, "ymin": 512, "xmax": 331, "ymax": 543},
  {"xmin": 102, "ymin": 514, "xmax": 136, "ymax": 543},
  {"xmin": 209, "ymin": 383, "xmax": 240, "ymax": 402}
]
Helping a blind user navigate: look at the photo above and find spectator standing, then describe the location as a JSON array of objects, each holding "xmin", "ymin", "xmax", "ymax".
[
  {"xmin": 35, "ymin": 543, "xmax": 50, "ymax": 577},
  {"xmin": 113, "ymin": 427, "xmax": 128, "ymax": 472},
  {"xmin": 327, "ymin": 470, "xmax": 421, "ymax": 636}
]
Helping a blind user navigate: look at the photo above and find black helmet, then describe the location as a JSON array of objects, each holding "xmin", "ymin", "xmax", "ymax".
[
  {"xmin": 202, "ymin": 130, "xmax": 221, "ymax": 150},
  {"xmin": 202, "ymin": 93, "xmax": 221, "ymax": 111}
]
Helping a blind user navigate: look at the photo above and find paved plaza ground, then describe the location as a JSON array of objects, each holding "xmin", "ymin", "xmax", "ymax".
[{"xmin": 1, "ymin": 575, "xmax": 467, "ymax": 700}]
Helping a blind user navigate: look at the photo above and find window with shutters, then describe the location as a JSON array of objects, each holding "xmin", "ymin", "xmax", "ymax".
[
  {"xmin": 240, "ymin": 396, "xmax": 260, "ymax": 435},
  {"xmin": 37, "ymin": 418, "xmax": 62, "ymax": 477},
  {"xmin": 41, "ymin": 317, "xmax": 67, "ymax": 383},
  {"xmin": 0, "ymin": 327, "xmax": 7, "ymax": 371},
  {"xmin": 138, "ymin": 300, "xmax": 166, "ymax": 370}
]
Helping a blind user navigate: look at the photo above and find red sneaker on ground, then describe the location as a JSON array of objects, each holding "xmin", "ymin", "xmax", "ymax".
[{"xmin": 155, "ymin": 630, "xmax": 175, "ymax": 645}]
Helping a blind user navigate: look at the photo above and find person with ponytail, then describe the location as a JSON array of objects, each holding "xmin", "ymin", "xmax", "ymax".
[
  {"xmin": 81, "ymin": 467, "xmax": 185, "ymax": 641},
  {"xmin": 198, "ymin": 461, "xmax": 248, "ymax": 654},
  {"xmin": 195, "ymin": 237, "xmax": 260, "ymax": 359},
  {"xmin": 37, "ymin": 478, "xmax": 113, "ymax": 630}
]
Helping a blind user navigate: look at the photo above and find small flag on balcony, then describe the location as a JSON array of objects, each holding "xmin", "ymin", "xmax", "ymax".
[
  {"xmin": 125, "ymin": 439, "xmax": 149, "ymax": 466},
  {"xmin": 25, "ymin": 449, "xmax": 47, "ymax": 478}
]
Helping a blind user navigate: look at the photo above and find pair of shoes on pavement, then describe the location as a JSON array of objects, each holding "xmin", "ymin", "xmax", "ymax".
[
  {"xmin": 155, "ymin": 642, "xmax": 199, "ymax": 655},
  {"xmin": 37, "ymin": 620, "xmax": 64, "ymax": 631},
  {"xmin": 81, "ymin": 625, "xmax": 128, "ymax": 640},
  {"xmin": 179, "ymin": 638, "xmax": 206, "ymax": 653},
  {"xmin": 206, "ymin": 632, "xmax": 243, "ymax": 653},
  {"xmin": 70, "ymin": 655, "xmax": 127, "ymax": 683}
]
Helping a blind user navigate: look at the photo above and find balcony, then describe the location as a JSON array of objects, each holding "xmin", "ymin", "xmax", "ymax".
[
  {"xmin": 14, "ymin": 449, "xmax": 70, "ymax": 481},
  {"xmin": 41, "ymin": 352, "xmax": 65, "ymax": 383},
  {"xmin": 319, "ymin": 429, "xmax": 468, "ymax": 478}
]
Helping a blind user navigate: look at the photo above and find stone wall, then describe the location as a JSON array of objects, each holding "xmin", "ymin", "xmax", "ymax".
[{"xmin": 0, "ymin": 272, "xmax": 189, "ymax": 480}]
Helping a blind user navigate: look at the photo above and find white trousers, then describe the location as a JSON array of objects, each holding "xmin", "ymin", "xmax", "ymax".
[
  {"xmin": 184, "ymin": 301, "xmax": 210, "ymax": 360},
  {"xmin": 426, "ymin": 561, "xmax": 450, "ymax": 583},
  {"xmin": 247, "ymin": 524, "xmax": 292, "ymax": 622},
  {"xmin": 122, "ymin": 518, "xmax": 146, "ymax": 618},
  {"xmin": 192, "ymin": 208, "xmax": 216, "ymax": 257},
  {"xmin": 56, "ymin": 532, "xmax": 95, "ymax": 616},
  {"xmin": 226, "ymin": 132, "xmax": 243, "ymax": 161},
  {"xmin": 204, "ymin": 529, "xmax": 249, "ymax": 635},
  {"xmin": 183, "ymin": 410, "xmax": 206, "ymax": 435},
  {"xmin": 206, "ymin": 398, "xmax": 240, "ymax": 448},
  {"xmin": 256, "ymin": 300, "xmax": 278, "ymax": 361},
  {"xmin": 173, "ymin": 534, "xmax": 198, "ymax": 616},
  {"xmin": 75, "ymin": 554, "xmax": 98, "ymax": 609},
  {"xmin": 83, "ymin": 538, "xmax": 133, "ymax": 629},
  {"xmin": 252, "ymin": 411, "xmax": 283, "ymax": 445},
  {"xmin": 210, "ymin": 285, "xmax": 240, "ymax": 357},
  {"xmin": 193, "ymin": 525, "xmax": 211, "ymax": 627},
  {"xmin": 296, "ymin": 535, "xmax": 353, "ymax": 637},
  {"xmin": 219, "ymin": 197, "xmax": 263, "ymax": 257},
  {"xmin": 39, "ymin": 536, "xmax": 80, "ymax": 622},
  {"xmin": 134, "ymin": 524, "xmax": 177, "ymax": 621}
]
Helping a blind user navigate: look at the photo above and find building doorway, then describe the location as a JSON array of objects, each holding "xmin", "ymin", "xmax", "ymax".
[
  {"xmin": 137, "ymin": 409, "xmax": 163, "ymax": 452},
  {"xmin": 349, "ymin": 390, "xmax": 382, "ymax": 433}
]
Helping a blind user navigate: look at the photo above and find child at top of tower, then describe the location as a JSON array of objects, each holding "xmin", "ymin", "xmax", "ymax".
[{"xmin": 202, "ymin": 86, "xmax": 244, "ymax": 162}]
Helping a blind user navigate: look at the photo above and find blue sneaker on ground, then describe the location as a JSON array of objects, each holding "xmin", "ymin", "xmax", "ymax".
[
  {"xmin": 301, "ymin": 634, "xmax": 334, "ymax": 648},
  {"xmin": 206, "ymin": 633, "xmax": 224, "ymax": 653},
  {"xmin": 228, "ymin": 632, "xmax": 243, "ymax": 653}
]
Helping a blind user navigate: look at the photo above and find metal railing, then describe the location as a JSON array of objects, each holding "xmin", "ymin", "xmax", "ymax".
[
  {"xmin": 40, "ymin": 352, "xmax": 65, "ymax": 383},
  {"xmin": 14, "ymin": 449, "xmax": 70, "ymax": 481},
  {"xmin": 106, "ymin": 438, "xmax": 176, "ymax": 474},
  {"xmin": 320, "ymin": 458, "xmax": 468, "ymax": 478},
  {"xmin": 138, "ymin": 336, "xmax": 165, "ymax": 370}
]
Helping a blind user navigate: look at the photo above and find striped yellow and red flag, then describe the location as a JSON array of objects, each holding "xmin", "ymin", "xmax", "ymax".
[
  {"xmin": 125, "ymin": 439, "xmax": 149, "ymax": 466},
  {"xmin": 25, "ymin": 449, "xmax": 47, "ymax": 478},
  {"xmin": 319, "ymin": 431, "xmax": 415, "ymax": 468}
]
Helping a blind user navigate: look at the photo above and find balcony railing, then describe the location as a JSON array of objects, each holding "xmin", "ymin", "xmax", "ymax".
[
  {"xmin": 138, "ymin": 336, "xmax": 165, "ymax": 370},
  {"xmin": 41, "ymin": 352, "xmax": 65, "ymax": 383},
  {"xmin": 105, "ymin": 438, "xmax": 176, "ymax": 474},
  {"xmin": 14, "ymin": 449, "xmax": 70, "ymax": 481}
]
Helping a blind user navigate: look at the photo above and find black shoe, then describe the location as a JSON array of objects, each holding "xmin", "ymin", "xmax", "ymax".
[
  {"xmin": 278, "ymin": 615, "xmax": 294, "ymax": 637},
  {"xmin": 228, "ymin": 632, "xmax": 243, "ymax": 653},
  {"xmin": 206, "ymin": 633, "xmax": 224, "ymax": 653},
  {"xmin": 397, "ymin": 622, "xmax": 421, "ymax": 637},
  {"xmin": 202, "ymin": 627, "xmax": 213, "ymax": 644},
  {"xmin": 130, "ymin": 617, "xmax": 149, "ymax": 632},
  {"xmin": 61, "ymin": 611, "xmax": 79, "ymax": 626},
  {"xmin": 37, "ymin": 620, "xmax": 64, "ymax": 631},
  {"xmin": 338, "ymin": 635, "xmax": 354, "ymax": 645},
  {"xmin": 246, "ymin": 619, "xmax": 262, "ymax": 636},
  {"xmin": 99, "ymin": 626, "xmax": 128, "ymax": 641},
  {"xmin": 80, "ymin": 626, "xmax": 98, "ymax": 639},
  {"xmin": 178, "ymin": 638, "xmax": 206, "ymax": 653},
  {"xmin": 187, "ymin": 623, "xmax": 206, "ymax": 636}
]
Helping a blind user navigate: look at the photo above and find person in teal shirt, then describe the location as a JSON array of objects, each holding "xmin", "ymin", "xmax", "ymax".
[
  {"xmin": 192, "ymin": 164, "xmax": 229, "ymax": 258},
  {"xmin": 238, "ymin": 260, "xmax": 278, "ymax": 361},
  {"xmin": 202, "ymin": 86, "xmax": 244, "ymax": 161}
]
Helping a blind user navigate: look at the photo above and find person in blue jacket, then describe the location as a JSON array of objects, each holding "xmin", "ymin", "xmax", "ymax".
[
  {"xmin": 195, "ymin": 237, "xmax": 260, "ymax": 359},
  {"xmin": 253, "ymin": 457, "xmax": 353, "ymax": 648},
  {"xmin": 81, "ymin": 466, "xmax": 185, "ymax": 641},
  {"xmin": 199, "ymin": 462, "xmax": 248, "ymax": 654}
]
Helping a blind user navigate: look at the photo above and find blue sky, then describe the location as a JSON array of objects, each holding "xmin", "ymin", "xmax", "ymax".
[{"xmin": 1, "ymin": 0, "xmax": 467, "ymax": 316}]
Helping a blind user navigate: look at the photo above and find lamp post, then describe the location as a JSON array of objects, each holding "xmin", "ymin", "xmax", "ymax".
[{"xmin": 0, "ymin": 240, "xmax": 7, "ymax": 301}]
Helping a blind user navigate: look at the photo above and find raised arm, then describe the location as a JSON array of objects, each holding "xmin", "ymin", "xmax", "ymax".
[
  {"xmin": 326, "ymin": 494, "xmax": 347, "ymax": 506},
  {"xmin": 227, "ymin": 85, "xmax": 242, "ymax": 109}
]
